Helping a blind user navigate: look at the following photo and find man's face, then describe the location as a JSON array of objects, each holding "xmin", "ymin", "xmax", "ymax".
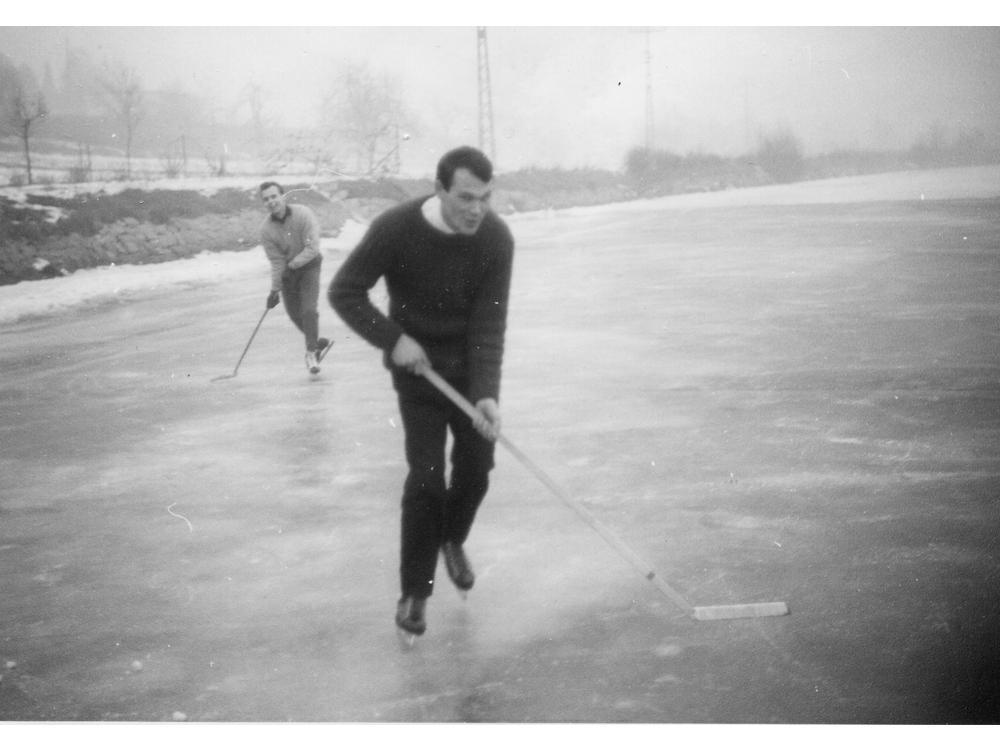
[
  {"xmin": 437, "ymin": 168, "xmax": 491, "ymax": 236},
  {"xmin": 261, "ymin": 186, "xmax": 286, "ymax": 218}
]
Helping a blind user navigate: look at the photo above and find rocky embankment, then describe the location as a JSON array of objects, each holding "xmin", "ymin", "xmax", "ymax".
[
  {"xmin": 0, "ymin": 179, "xmax": 420, "ymax": 286},
  {"xmin": 1, "ymin": 211, "xmax": 264, "ymax": 282},
  {"xmin": 0, "ymin": 170, "xmax": 650, "ymax": 286}
]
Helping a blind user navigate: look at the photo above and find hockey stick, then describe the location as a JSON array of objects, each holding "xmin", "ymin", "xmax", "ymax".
[
  {"xmin": 211, "ymin": 306, "xmax": 270, "ymax": 382},
  {"xmin": 418, "ymin": 364, "xmax": 788, "ymax": 621}
]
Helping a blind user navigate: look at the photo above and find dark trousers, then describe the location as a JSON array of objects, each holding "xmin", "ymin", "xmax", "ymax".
[
  {"xmin": 281, "ymin": 258, "xmax": 321, "ymax": 351},
  {"xmin": 393, "ymin": 370, "xmax": 495, "ymax": 599}
]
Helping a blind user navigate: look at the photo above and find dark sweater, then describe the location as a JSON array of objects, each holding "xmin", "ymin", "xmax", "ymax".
[{"xmin": 329, "ymin": 197, "xmax": 514, "ymax": 403}]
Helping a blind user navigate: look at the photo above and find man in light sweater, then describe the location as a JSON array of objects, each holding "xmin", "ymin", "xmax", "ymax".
[
  {"xmin": 259, "ymin": 181, "xmax": 330, "ymax": 373},
  {"xmin": 329, "ymin": 147, "xmax": 514, "ymax": 637}
]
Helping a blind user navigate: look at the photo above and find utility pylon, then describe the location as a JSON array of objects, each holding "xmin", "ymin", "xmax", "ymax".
[
  {"xmin": 642, "ymin": 28, "xmax": 654, "ymax": 150},
  {"xmin": 629, "ymin": 27, "xmax": 665, "ymax": 151},
  {"xmin": 476, "ymin": 27, "xmax": 496, "ymax": 163}
]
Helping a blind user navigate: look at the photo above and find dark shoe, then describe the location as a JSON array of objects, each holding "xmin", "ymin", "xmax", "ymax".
[
  {"xmin": 442, "ymin": 541, "xmax": 475, "ymax": 591},
  {"xmin": 395, "ymin": 596, "xmax": 427, "ymax": 636}
]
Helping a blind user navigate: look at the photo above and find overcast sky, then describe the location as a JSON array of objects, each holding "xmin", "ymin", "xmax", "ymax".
[{"xmin": 1, "ymin": 18, "xmax": 998, "ymax": 175}]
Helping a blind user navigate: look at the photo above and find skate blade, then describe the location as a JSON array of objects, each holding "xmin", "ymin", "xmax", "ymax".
[
  {"xmin": 396, "ymin": 628, "xmax": 418, "ymax": 649},
  {"xmin": 318, "ymin": 341, "xmax": 334, "ymax": 362}
]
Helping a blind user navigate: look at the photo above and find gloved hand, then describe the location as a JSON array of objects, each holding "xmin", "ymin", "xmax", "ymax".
[{"xmin": 267, "ymin": 290, "xmax": 280, "ymax": 309}]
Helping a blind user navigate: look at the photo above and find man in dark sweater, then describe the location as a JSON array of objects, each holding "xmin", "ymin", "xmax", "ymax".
[{"xmin": 328, "ymin": 146, "xmax": 514, "ymax": 637}]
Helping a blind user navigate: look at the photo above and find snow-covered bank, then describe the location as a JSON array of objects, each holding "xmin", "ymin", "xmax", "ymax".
[
  {"xmin": 0, "ymin": 172, "xmax": 346, "ymax": 205},
  {"xmin": 552, "ymin": 164, "xmax": 1000, "ymax": 218},
  {"xmin": 0, "ymin": 220, "xmax": 369, "ymax": 326},
  {"xmin": 3, "ymin": 165, "xmax": 999, "ymax": 327}
]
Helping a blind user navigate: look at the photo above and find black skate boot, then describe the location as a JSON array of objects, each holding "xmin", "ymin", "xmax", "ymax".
[
  {"xmin": 395, "ymin": 596, "xmax": 427, "ymax": 637},
  {"xmin": 442, "ymin": 541, "xmax": 474, "ymax": 593},
  {"xmin": 317, "ymin": 337, "xmax": 334, "ymax": 362}
]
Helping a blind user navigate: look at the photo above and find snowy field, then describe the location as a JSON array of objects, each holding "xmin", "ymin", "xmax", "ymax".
[{"xmin": 2, "ymin": 165, "xmax": 1000, "ymax": 731}]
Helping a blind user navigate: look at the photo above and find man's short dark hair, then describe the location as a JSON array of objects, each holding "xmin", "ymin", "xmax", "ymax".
[
  {"xmin": 436, "ymin": 146, "xmax": 493, "ymax": 191},
  {"xmin": 259, "ymin": 181, "xmax": 283, "ymax": 195}
]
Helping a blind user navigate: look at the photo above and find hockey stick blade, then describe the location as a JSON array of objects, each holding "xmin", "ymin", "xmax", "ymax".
[{"xmin": 211, "ymin": 307, "xmax": 270, "ymax": 383}]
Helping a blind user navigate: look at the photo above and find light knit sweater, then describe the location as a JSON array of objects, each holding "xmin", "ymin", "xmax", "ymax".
[{"xmin": 260, "ymin": 204, "xmax": 322, "ymax": 290}]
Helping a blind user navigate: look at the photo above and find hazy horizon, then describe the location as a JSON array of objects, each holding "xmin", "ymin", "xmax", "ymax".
[{"xmin": 1, "ymin": 25, "xmax": 999, "ymax": 175}]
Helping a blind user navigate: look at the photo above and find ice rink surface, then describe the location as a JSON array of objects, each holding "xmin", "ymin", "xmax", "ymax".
[{"xmin": 2, "ymin": 167, "xmax": 1000, "ymax": 726}]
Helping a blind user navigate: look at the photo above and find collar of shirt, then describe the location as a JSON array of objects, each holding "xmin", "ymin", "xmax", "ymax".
[
  {"xmin": 271, "ymin": 205, "xmax": 292, "ymax": 224},
  {"xmin": 421, "ymin": 195, "xmax": 456, "ymax": 234}
]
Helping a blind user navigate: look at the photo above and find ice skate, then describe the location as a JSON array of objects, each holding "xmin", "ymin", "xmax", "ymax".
[
  {"xmin": 395, "ymin": 595, "xmax": 426, "ymax": 645},
  {"xmin": 317, "ymin": 337, "xmax": 334, "ymax": 362},
  {"xmin": 442, "ymin": 541, "xmax": 474, "ymax": 597},
  {"xmin": 305, "ymin": 349, "xmax": 320, "ymax": 374}
]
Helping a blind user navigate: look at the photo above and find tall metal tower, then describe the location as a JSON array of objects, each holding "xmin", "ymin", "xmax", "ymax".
[
  {"xmin": 643, "ymin": 28, "xmax": 654, "ymax": 151},
  {"xmin": 630, "ymin": 27, "xmax": 665, "ymax": 151},
  {"xmin": 477, "ymin": 27, "xmax": 497, "ymax": 163}
]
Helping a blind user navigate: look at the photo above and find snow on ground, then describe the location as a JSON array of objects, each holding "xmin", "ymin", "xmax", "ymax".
[
  {"xmin": 0, "ymin": 170, "xmax": 361, "ymax": 204},
  {"xmin": 2, "ymin": 165, "xmax": 998, "ymax": 327},
  {"xmin": 554, "ymin": 164, "xmax": 1000, "ymax": 218},
  {"xmin": 0, "ymin": 169, "xmax": 359, "ymax": 222},
  {"xmin": 0, "ymin": 220, "xmax": 370, "ymax": 326}
]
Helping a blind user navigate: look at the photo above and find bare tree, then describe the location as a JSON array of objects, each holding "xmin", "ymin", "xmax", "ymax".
[
  {"xmin": 152, "ymin": 82, "xmax": 208, "ymax": 137},
  {"xmin": 9, "ymin": 84, "xmax": 48, "ymax": 185},
  {"xmin": 238, "ymin": 81, "xmax": 272, "ymax": 157},
  {"xmin": 755, "ymin": 127, "xmax": 805, "ymax": 184},
  {"xmin": 0, "ymin": 53, "xmax": 22, "ymax": 100},
  {"xmin": 59, "ymin": 43, "xmax": 102, "ymax": 116},
  {"xmin": 4, "ymin": 66, "xmax": 48, "ymax": 185},
  {"xmin": 150, "ymin": 83, "xmax": 208, "ymax": 177},
  {"xmin": 321, "ymin": 62, "xmax": 409, "ymax": 175},
  {"xmin": 203, "ymin": 143, "xmax": 228, "ymax": 178},
  {"xmin": 98, "ymin": 63, "xmax": 145, "ymax": 179}
]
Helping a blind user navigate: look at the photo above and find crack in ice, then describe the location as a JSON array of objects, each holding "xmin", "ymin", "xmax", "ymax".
[{"xmin": 166, "ymin": 503, "xmax": 193, "ymax": 532}]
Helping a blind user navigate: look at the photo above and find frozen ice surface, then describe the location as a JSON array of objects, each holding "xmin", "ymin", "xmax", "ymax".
[{"xmin": 2, "ymin": 167, "xmax": 1000, "ymax": 723}]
